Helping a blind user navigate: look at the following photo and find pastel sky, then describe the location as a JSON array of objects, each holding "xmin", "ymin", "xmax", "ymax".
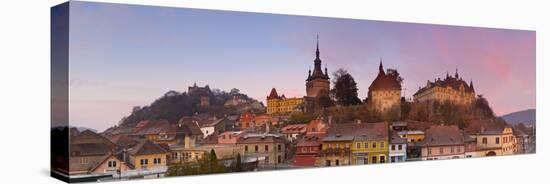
[{"xmin": 65, "ymin": 1, "xmax": 535, "ymax": 131}]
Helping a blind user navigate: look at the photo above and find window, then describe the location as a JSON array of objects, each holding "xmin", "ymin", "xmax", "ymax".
[
  {"xmin": 380, "ymin": 156, "xmax": 386, "ymax": 163},
  {"xmin": 380, "ymin": 142, "xmax": 384, "ymax": 148},
  {"xmin": 457, "ymin": 147, "xmax": 461, "ymax": 153},
  {"xmin": 398, "ymin": 145, "xmax": 403, "ymax": 150},
  {"xmin": 451, "ymin": 147, "xmax": 455, "ymax": 153},
  {"xmin": 326, "ymin": 160, "xmax": 331, "ymax": 166},
  {"xmin": 365, "ymin": 143, "xmax": 368, "ymax": 149},
  {"xmin": 482, "ymin": 137, "xmax": 488, "ymax": 144},
  {"xmin": 140, "ymin": 159, "xmax": 148, "ymax": 165},
  {"xmin": 496, "ymin": 137, "xmax": 500, "ymax": 144},
  {"xmin": 372, "ymin": 156, "xmax": 377, "ymax": 163},
  {"xmin": 428, "ymin": 148, "xmax": 432, "ymax": 154},
  {"xmin": 439, "ymin": 147, "xmax": 444, "ymax": 154},
  {"xmin": 278, "ymin": 144, "xmax": 282, "ymax": 152},
  {"xmin": 265, "ymin": 156, "xmax": 269, "ymax": 164},
  {"xmin": 255, "ymin": 145, "xmax": 259, "ymax": 152},
  {"xmin": 357, "ymin": 143, "xmax": 361, "ymax": 149},
  {"xmin": 108, "ymin": 161, "xmax": 117, "ymax": 167},
  {"xmin": 278, "ymin": 155, "xmax": 281, "ymax": 163},
  {"xmin": 372, "ymin": 142, "xmax": 377, "ymax": 149},
  {"xmin": 391, "ymin": 145, "xmax": 396, "ymax": 151},
  {"xmin": 245, "ymin": 145, "xmax": 248, "ymax": 152},
  {"xmin": 79, "ymin": 158, "xmax": 89, "ymax": 164},
  {"xmin": 265, "ymin": 145, "xmax": 269, "ymax": 152},
  {"xmin": 335, "ymin": 160, "xmax": 340, "ymax": 166}
]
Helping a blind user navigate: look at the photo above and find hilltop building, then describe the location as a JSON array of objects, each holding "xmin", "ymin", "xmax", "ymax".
[
  {"xmin": 266, "ymin": 88, "xmax": 304, "ymax": 114},
  {"xmin": 367, "ymin": 61, "xmax": 402, "ymax": 113},
  {"xmin": 413, "ymin": 69, "xmax": 475, "ymax": 105},
  {"xmin": 188, "ymin": 83, "xmax": 211, "ymax": 107}
]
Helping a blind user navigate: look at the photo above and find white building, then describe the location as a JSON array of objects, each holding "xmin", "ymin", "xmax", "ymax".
[{"xmin": 389, "ymin": 131, "xmax": 407, "ymax": 162}]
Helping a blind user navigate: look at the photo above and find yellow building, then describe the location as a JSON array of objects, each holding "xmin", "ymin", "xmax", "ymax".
[
  {"xmin": 128, "ymin": 140, "xmax": 169, "ymax": 169},
  {"xmin": 367, "ymin": 61, "xmax": 402, "ymax": 113},
  {"xmin": 318, "ymin": 137, "xmax": 352, "ymax": 167},
  {"xmin": 413, "ymin": 69, "xmax": 475, "ymax": 105},
  {"xmin": 266, "ymin": 88, "xmax": 304, "ymax": 114},
  {"xmin": 318, "ymin": 122, "xmax": 391, "ymax": 167},
  {"xmin": 351, "ymin": 122, "xmax": 389, "ymax": 164}
]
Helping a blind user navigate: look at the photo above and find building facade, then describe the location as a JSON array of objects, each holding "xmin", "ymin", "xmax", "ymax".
[
  {"xmin": 367, "ymin": 61, "xmax": 402, "ymax": 113},
  {"xmin": 389, "ymin": 131, "xmax": 407, "ymax": 163},
  {"xmin": 266, "ymin": 88, "xmax": 305, "ymax": 114},
  {"xmin": 413, "ymin": 70, "xmax": 475, "ymax": 105},
  {"xmin": 236, "ymin": 133, "xmax": 286, "ymax": 165},
  {"xmin": 351, "ymin": 122, "xmax": 389, "ymax": 165},
  {"xmin": 420, "ymin": 125, "xmax": 465, "ymax": 161}
]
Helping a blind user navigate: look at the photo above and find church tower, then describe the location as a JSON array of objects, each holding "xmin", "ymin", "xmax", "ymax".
[{"xmin": 306, "ymin": 35, "xmax": 330, "ymax": 98}]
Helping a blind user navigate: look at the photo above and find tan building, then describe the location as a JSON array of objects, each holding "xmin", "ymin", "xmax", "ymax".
[
  {"xmin": 127, "ymin": 140, "xmax": 169, "ymax": 170},
  {"xmin": 420, "ymin": 125, "xmax": 465, "ymax": 161},
  {"xmin": 467, "ymin": 120, "xmax": 517, "ymax": 156},
  {"xmin": 367, "ymin": 61, "xmax": 402, "ymax": 113},
  {"xmin": 68, "ymin": 130, "xmax": 118, "ymax": 175},
  {"xmin": 266, "ymin": 88, "xmax": 304, "ymax": 114},
  {"xmin": 413, "ymin": 69, "xmax": 475, "ymax": 105},
  {"xmin": 236, "ymin": 133, "xmax": 286, "ymax": 165},
  {"xmin": 305, "ymin": 36, "xmax": 330, "ymax": 98}
]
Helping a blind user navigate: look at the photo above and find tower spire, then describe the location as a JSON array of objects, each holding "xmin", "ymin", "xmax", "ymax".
[
  {"xmin": 379, "ymin": 57, "xmax": 384, "ymax": 73},
  {"xmin": 316, "ymin": 34, "xmax": 320, "ymax": 59},
  {"xmin": 455, "ymin": 67, "xmax": 459, "ymax": 78}
]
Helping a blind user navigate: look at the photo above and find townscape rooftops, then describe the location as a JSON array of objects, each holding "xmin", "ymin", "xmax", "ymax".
[
  {"xmin": 466, "ymin": 119, "xmax": 506, "ymax": 135},
  {"xmin": 281, "ymin": 124, "xmax": 308, "ymax": 134},
  {"xmin": 390, "ymin": 131, "xmax": 407, "ymax": 144},
  {"xmin": 297, "ymin": 133, "xmax": 325, "ymax": 147},
  {"xmin": 420, "ymin": 125, "xmax": 464, "ymax": 146},
  {"xmin": 236, "ymin": 133, "xmax": 284, "ymax": 144},
  {"xmin": 134, "ymin": 119, "xmax": 172, "ymax": 135},
  {"xmin": 128, "ymin": 140, "xmax": 169, "ymax": 156},
  {"xmin": 324, "ymin": 122, "xmax": 389, "ymax": 142}
]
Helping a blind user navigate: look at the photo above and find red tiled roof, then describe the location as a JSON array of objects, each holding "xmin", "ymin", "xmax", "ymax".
[
  {"xmin": 281, "ymin": 124, "xmax": 308, "ymax": 134},
  {"xmin": 267, "ymin": 88, "xmax": 280, "ymax": 100},
  {"xmin": 369, "ymin": 62, "xmax": 401, "ymax": 91}
]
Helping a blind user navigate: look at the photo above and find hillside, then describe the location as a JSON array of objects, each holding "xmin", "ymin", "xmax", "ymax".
[
  {"xmin": 114, "ymin": 87, "xmax": 264, "ymax": 128},
  {"xmin": 500, "ymin": 109, "xmax": 536, "ymax": 125}
]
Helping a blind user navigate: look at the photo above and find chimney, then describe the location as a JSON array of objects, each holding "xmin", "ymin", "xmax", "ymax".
[{"xmin": 122, "ymin": 148, "xmax": 129, "ymax": 163}]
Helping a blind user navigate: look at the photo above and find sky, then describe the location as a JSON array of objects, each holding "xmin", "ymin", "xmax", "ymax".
[{"xmin": 63, "ymin": 1, "xmax": 536, "ymax": 131}]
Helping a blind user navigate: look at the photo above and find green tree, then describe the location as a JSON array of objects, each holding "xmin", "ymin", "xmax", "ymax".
[{"xmin": 331, "ymin": 69, "xmax": 361, "ymax": 106}]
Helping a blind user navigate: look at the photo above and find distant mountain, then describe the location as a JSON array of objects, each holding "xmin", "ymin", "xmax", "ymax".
[{"xmin": 500, "ymin": 109, "xmax": 536, "ymax": 125}]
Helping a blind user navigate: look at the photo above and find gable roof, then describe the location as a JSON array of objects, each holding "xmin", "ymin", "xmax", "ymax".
[
  {"xmin": 128, "ymin": 140, "xmax": 168, "ymax": 156},
  {"xmin": 420, "ymin": 125, "xmax": 464, "ymax": 146},
  {"xmin": 323, "ymin": 122, "xmax": 389, "ymax": 142}
]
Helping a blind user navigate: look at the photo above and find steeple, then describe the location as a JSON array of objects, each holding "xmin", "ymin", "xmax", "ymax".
[
  {"xmin": 379, "ymin": 58, "xmax": 385, "ymax": 74},
  {"xmin": 308, "ymin": 34, "xmax": 329, "ymax": 81},
  {"xmin": 470, "ymin": 79, "xmax": 474, "ymax": 89},
  {"xmin": 455, "ymin": 67, "xmax": 459, "ymax": 78},
  {"xmin": 316, "ymin": 34, "xmax": 320, "ymax": 59}
]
